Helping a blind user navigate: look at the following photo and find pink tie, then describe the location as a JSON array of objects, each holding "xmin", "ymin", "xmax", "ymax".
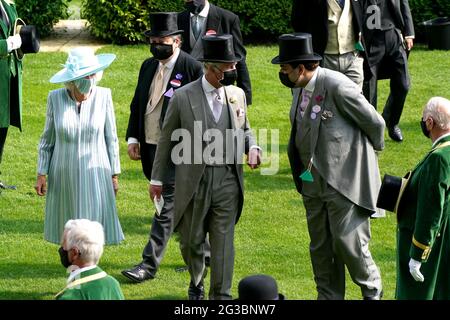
[{"xmin": 300, "ymin": 90, "xmax": 311, "ymax": 117}]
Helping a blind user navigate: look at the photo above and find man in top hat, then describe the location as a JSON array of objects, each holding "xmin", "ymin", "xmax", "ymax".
[
  {"xmin": 238, "ymin": 274, "xmax": 285, "ymax": 300},
  {"xmin": 122, "ymin": 12, "xmax": 203, "ymax": 283},
  {"xmin": 291, "ymin": 0, "xmax": 367, "ymax": 89},
  {"xmin": 178, "ymin": 0, "xmax": 252, "ymax": 105},
  {"xmin": 360, "ymin": 0, "xmax": 414, "ymax": 142},
  {"xmin": 272, "ymin": 33, "xmax": 385, "ymax": 300},
  {"xmin": 0, "ymin": 0, "xmax": 39, "ymax": 191},
  {"xmin": 150, "ymin": 34, "xmax": 261, "ymax": 299},
  {"xmin": 395, "ymin": 97, "xmax": 450, "ymax": 300}
]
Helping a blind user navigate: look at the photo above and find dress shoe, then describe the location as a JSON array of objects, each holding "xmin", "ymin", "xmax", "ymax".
[
  {"xmin": 188, "ymin": 280, "xmax": 205, "ymax": 300},
  {"xmin": 0, "ymin": 181, "xmax": 17, "ymax": 190},
  {"xmin": 388, "ymin": 125, "xmax": 403, "ymax": 142},
  {"xmin": 121, "ymin": 264, "xmax": 154, "ymax": 283},
  {"xmin": 363, "ymin": 290, "xmax": 383, "ymax": 300}
]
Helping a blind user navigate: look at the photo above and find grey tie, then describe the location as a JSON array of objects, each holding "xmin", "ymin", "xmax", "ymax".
[
  {"xmin": 192, "ymin": 15, "xmax": 202, "ymax": 40},
  {"xmin": 212, "ymin": 89, "xmax": 223, "ymax": 122}
]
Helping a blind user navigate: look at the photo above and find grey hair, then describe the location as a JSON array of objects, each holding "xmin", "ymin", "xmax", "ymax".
[
  {"xmin": 203, "ymin": 62, "xmax": 221, "ymax": 72},
  {"xmin": 423, "ymin": 97, "xmax": 450, "ymax": 130},
  {"xmin": 64, "ymin": 219, "xmax": 105, "ymax": 265}
]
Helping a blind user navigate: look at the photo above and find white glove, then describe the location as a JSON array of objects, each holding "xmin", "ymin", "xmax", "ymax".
[
  {"xmin": 6, "ymin": 34, "xmax": 22, "ymax": 53},
  {"xmin": 409, "ymin": 258, "xmax": 424, "ymax": 282}
]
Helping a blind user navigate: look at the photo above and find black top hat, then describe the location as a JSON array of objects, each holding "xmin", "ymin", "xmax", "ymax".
[
  {"xmin": 144, "ymin": 12, "xmax": 183, "ymax": 38},
  {"xmin": 238, "ymin": 275, "xmax": 285, "ymax": 300},
  {"xmin": 13, "ymin": 18, "xmax": 40, "ymax": 61},
  {"xmin": 376, "ymin": 173, "xmax": 411, "ymax": 213},
  {"xmin": 271, "ymin": 33, "xmax": 322, "ymax": 64},
  {"xmin": 198, "ymin": 34, "xmax": 240, "ymax": 63}
]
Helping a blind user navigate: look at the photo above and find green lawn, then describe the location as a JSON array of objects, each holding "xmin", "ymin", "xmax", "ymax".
[{"xmin": 0, "ymin": 44, "xmax": 449, "ymax": 300}]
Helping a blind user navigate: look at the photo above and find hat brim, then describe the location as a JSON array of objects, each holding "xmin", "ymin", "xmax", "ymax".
[
  {"xmin": 143, "ymin": 30, "xmax": 184, "ymax": 37},
  {"xmin": 49, "ymin": 54, "xmax": 116, "ymax": 84},
  {"xmin": 271, "ymin": 53, "xmax": 322, "ymax": 64},
  {"xmin": 197, "ymin": 56, "xmax": 242, "ymax": 63}
]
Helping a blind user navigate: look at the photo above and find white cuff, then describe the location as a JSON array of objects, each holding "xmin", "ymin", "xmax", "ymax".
[
  {"xmin": 250, "ymin": 145, "xmax": 262, "ymax": 152},
  {"xmin": 150, "ymin": 180, "xmax": 163, "ymax": 186},
  {"xmin": 127, "ymin": 137, "xmax": 139, "ymax": 145},
  {"xmin": 7, "ymin": 35, "xmax": 22, "ymax": 53}
]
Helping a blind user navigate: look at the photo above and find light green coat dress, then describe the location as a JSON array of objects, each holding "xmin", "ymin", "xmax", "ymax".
[
  {"xmin": 0, "ymin": 0, "xmax": 22, "ymax": 130},
  {"xmin": 37, "ymin": 87, "xmax": 124, "ymax": 244},
  {"xmin": 396, "ymin": 135, "xmax": 450, "ymax": 300}
]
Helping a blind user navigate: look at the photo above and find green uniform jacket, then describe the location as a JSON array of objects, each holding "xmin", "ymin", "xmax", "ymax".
[
  {"xmin": 396, "ymin": 135, "xmax": 450, "ymax": 300},
  {"xmin": 56, "ymin": 266, "xmax": 125, "ymax": 300},
  {"xmin": 0, "ymin": 0, "xmax": 22, "ymax": 130}
]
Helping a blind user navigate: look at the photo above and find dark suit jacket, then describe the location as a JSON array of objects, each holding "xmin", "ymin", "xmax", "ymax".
[
  {"xmin": 126, "ymin": 50, "xmax": 203, "ymax": 180},
  {"xmin": 178, "ymin": 4, "xmax": 252, "ymax": 105},
  {"xmin": 291, "ymin": 0, "xmax": 366, "ymax": 57}
]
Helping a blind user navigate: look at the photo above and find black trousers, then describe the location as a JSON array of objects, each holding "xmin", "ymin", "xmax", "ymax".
[
  {"xmin": 0, "ymin": 127, "xmax": 8, "ymax": 166},
  {"xmin": 363, "ymin": 29, "xmax": 410, "ymax": 127}
]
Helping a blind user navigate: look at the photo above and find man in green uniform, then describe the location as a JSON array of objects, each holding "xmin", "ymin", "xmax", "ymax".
[
  {"xmin": 396, "ymin": 96, "xmax": 450, "ymax": 300},
  {"xmin": 55, "ymin": 219, "xmax": 124, "ymax": 300}
]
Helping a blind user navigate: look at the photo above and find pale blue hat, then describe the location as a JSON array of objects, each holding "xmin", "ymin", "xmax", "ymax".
[{"xmin": 49, "ymin": 47, "xmax": 116, "ymax": 83}]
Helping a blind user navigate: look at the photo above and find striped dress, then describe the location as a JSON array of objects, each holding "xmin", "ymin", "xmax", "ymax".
[{"xmin": 37, "ymin": 86, "xmax": 124, "ymax": 245}]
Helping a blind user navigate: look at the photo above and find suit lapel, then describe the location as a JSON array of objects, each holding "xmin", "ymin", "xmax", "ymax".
[
  {"xmin": 290, "ymin": 88, "xmax": 301, "ymax": 126},
  {"xmin": 187, "ymin": 78, "xmax": 207, "ymax": 133},
  {"xmin": 205, "ymin": 4, "xmax": 220, "ymax": 34},
  {"xmin": 140, "ymin": 59, "xmax": 159, "ymax": 118},
  {"xmin": 223, "ymin": 87, "xmax": 237, "ymax": 130},
  {"xmin": 309, "ymin": 68, "xmax": 327, "ymax": 158},
  {"xmin": 0, "ymin": 1, "xmax": 12, "ymax": 37},
  {"xmin": 178, "ymin": 11, "xmax": 192, "ymax": 51}
]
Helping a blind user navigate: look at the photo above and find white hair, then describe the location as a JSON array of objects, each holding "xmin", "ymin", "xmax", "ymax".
[
  {"xmin": 423, "ymin": 97, "xmax": 450, "ymax": 130},
  {"xmin": 64, "ymin": 219, "xmax": 105, "ymax": 265}
]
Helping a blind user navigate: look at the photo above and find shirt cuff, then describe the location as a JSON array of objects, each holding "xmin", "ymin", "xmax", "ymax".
[
  {"xmin": 127, "ymin": 137, "xmax": 139, "ymax": 145},
  {"xmin": 404, "ymin": 36, "xmax": 415, "ymax": 39},
  {"xmin": 150, "ymin": 180, "xmax": 163, "ymax": 186},
  {"xmin": 250, "ymin": 145, "xmax": 262, "ymax": 152}
]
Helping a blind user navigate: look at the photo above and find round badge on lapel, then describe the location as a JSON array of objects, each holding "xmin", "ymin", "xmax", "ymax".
[{"xmin": 170, "ymin": 79, "xmax": 181, "ymax": 88}]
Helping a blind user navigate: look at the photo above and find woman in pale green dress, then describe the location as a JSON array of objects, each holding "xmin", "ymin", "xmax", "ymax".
[{"xmin": 35, "ymin": 47, "xmax": 124, "ymax": 245}]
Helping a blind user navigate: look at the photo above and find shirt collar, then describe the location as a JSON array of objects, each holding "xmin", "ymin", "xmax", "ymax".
[
  {"xmin": 67, "ymin": 265, "xmax": 97, "ymax": 283},
  {"xmin": 432, "ymin": 132, "xmax": 450, "ymax": 148},
  {"xmin": 190, "ymin": 1, "xmax": 210, "ymax": 18},
  {"xmin": 304, "ymin": 66, "xmax": 320, "ymax": 93},
  {"xmin": 159, "ymin": 47, "xmax": 180, "ymax": 70},
  {"xmin": 202, "ymin": 75, "xmax": 223, "ymax": 95}
]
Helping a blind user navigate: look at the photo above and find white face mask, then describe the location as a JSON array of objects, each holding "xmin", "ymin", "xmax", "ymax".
[{"xmin": 73, "ymin": 77, "xmax": 96, "ymax": 94}]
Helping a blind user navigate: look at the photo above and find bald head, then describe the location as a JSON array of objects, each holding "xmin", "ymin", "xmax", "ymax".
[{"xmin": 423, "ymin": 97, "xmax": 450, "ymax": 130}]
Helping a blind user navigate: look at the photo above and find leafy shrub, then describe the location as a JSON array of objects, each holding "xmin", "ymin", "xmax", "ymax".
[{"xmin": 15, "ymin": 0, "xmax": 70, "ymax": 38}]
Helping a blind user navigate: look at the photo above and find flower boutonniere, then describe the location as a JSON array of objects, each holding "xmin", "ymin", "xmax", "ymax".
[
  {"xmin": 229, "ymin": 96, "xmax": 237, "ymax": 104},
  {"xmin": 315, "ymin": 95, "xmax": 324, "ymax": 104}
]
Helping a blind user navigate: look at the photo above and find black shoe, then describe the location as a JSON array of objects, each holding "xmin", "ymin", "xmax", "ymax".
[
  {"xmin": 0, "ymin": 181, "xmax": 17, "ymax": 190},
  {"xmin": 388, "ymin": 125, "xmax": 403, "ymax": 142},
  {"xmin": 364, "ymin": 290, "xmax": 383, "ymax": 300},
  {"xmin": 188, "ymin": 280, "xmax": 205, "ymax": 300},
  {"xmin": 121, "ymin": 264, "xmax": 154, "ymax": 283}
]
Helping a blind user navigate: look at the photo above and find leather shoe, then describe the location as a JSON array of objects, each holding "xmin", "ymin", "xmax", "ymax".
[
  {"xmin": 388, "ymin": 125, "xmax": 403, "ymax": 142},
  {"xmin": 363, "ymin": 290, "xmax": 383, "ymax": 300},
  {"xmin": 188, "ymin": 280, "xmax": 205, "ymax": 300},
  {"xmin": 121, "ymin": 264, "xmax": 154, "ymax": 283}
]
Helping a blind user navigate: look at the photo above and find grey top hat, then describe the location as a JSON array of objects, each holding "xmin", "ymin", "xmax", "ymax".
[
  {"xmin": 271, "ymin": 33, "xmax": 322, "ymax": 64},
  {"xmin": 144, "ymin": 12, "xmax": 183, "ymax": 38}
]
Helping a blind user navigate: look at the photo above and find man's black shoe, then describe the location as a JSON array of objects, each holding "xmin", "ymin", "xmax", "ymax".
[
  {"xmin": 121, "ymin": 264, "xmax": 154, "ymax": 283},
  {"xmin": 388, "ymin": 125, "xmax": 403, "ymax": 142},
  {"xmin": 188, "ymin": 280, "xmax": 205, "ymax": 300}
]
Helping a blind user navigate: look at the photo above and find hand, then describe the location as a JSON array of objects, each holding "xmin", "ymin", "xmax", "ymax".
[
  {"xmin": 409, "ymin": 258, "xmax": 424, "ymax": 282},
  {"xmin": 112, "ymin": 175, "xmax": 119, "ymax": 196},
  {"xmin": 35, "ymin": 175, "xmax": 47, "ymax": 196},
  {"xmin": 149, "ymin": 184, "xmax": 162, "ymax": 202},
  {"xmin": 7, "ymin": 34, "xmax": 22, "ymax": 52},
  {"xmin": 405, "ymin": 38, "xmax": 414, "ymax": 51},
  {"xmin": 127, "ymin": 143, "xmax": 141, "ymax": 160},
  {"xmin": 247, "ymin": 148, "xmax": 261, "ymax": 169}
]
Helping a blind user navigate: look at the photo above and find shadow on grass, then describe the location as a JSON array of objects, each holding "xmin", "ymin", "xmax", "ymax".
[
  {"xmin": 0, "ymin": 291, "xmax": 56, "ymax": 300},
  {"xmin": 0, "ymin": 262, "xmax": 61, "ymax": 279}
]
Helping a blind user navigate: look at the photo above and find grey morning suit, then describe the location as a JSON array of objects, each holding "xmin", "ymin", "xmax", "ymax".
[{"xmin": 289, "ymin": 67, "xmax": 385, "ymax": 299}]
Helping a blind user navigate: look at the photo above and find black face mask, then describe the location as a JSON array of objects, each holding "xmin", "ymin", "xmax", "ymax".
[
  {"xmin": 219, "ymin": 69, "xmax": 238, "ymax": 86},
  {"xmin": 279, "ymin": 72, "xmax": 297, "ymax": 88},
  {"xmin": 150, "ymin": 43, "xmax": 174, "ymax": 61},
  {"xmin": 420, "ymin": 119, "xmax": 431, "ymax": 138},
  {"xmin": 58, "ymin": 246, "xmax": 71, "ymax": 268},
  {"xmin": 185, "ymin": 0, "xmax": 206, "ymax": 15}
]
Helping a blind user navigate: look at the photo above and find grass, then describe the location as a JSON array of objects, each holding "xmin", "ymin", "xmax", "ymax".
[{"xmin": 0, "ymin": 44, "xmax": 449, "ymax": 300}]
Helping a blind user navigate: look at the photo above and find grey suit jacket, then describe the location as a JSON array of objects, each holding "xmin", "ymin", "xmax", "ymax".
[
  {"xmin": 152, "ymin": 78, "xmax": 256, "ymax": 227},
  {"xmin": 288, "ymin": 67, "xmax": 385, "ymax": 213}
]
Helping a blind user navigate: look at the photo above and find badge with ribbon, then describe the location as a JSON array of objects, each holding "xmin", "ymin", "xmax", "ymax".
[{"xmin": 299, "ymin": 158, "xmax": 314, "ymax": 182}]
